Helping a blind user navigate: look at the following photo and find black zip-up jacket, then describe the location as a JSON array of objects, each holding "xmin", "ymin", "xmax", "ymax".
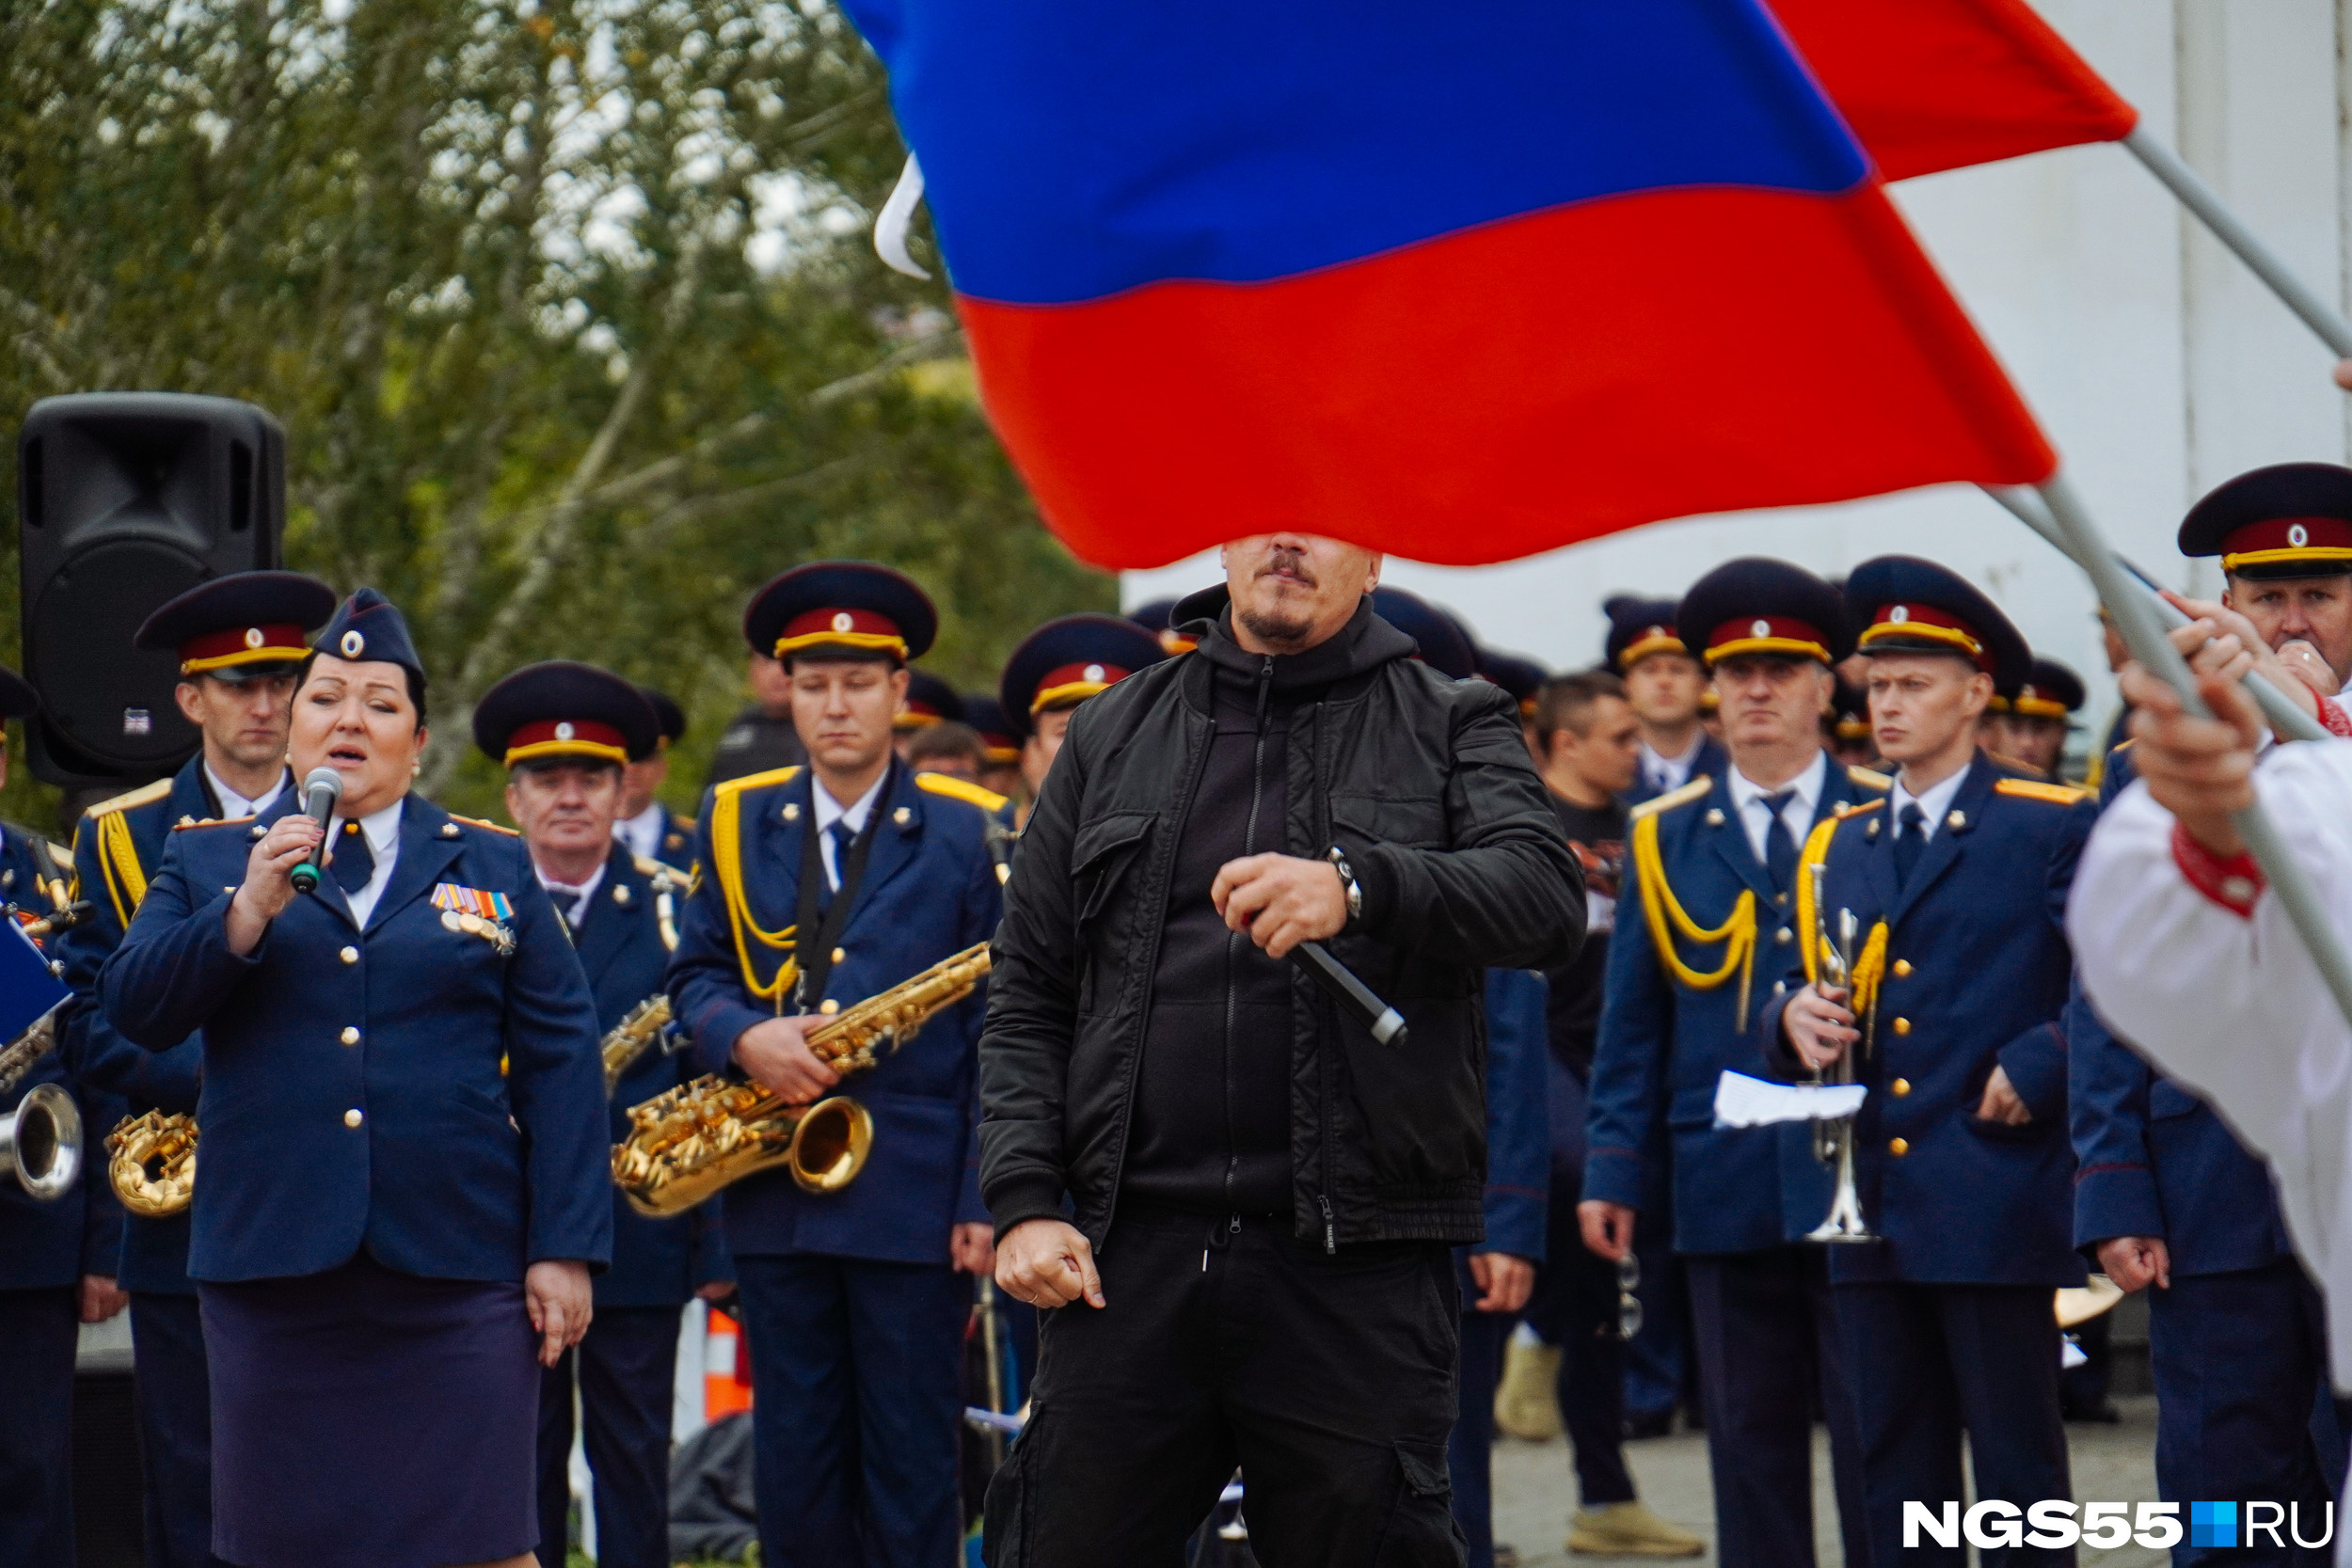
[{"xmin": 978, "ymin": 590, "xmax": 1583, "ymax": 1251}]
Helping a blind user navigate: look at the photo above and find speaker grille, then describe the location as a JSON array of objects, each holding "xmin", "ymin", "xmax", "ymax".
[{"xmin": 31, "ymin": 541, "xmax": 210, "ymax": 770}]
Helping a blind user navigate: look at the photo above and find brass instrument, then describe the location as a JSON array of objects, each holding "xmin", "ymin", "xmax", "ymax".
[
  {"xmin": 612, "ymin": 940, "xmax": 992, "ymax": 1217},
  {"xmin": 108, "ymin": 1109, "xmax": 197, "ymax": 1217},
  {"xmin": 0, "ymin": 1007, "xmax": 81, "ymax": 1201},
  {"xmin": 602, "ymin": 996, "xmax": 675, "ymax": 1095},
  {"xmin": 1804, "ymin": 864, "xmax": 1874, "ymax": 1243}
]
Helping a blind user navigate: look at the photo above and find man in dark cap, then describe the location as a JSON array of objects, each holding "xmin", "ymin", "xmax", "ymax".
[
  {"xmin": 0, "ymin": 667, "xmax": 69, "ymax": 916},
  {"xmin": 893, "ymin": 670, "xmax": 968, "ymax": 767},
  {"xmin": 1127, "ymin": 596, "xmax": 1200, "ymax": 657},
  {"xmin": 52, "ymin": 569, "xmax": 337, "ymax": 1568},
  {"xmin": 1772, "ymin": 558, "xmax": 2096, "ymax": 1566},
  {"xmin": 2177, "ymin": 462, "xmax": 2352, "ymax": 734},
  {"xmin": 1604, "ymin": 596, "xmax": 1724, "ymax": 803},
  {"xmin": 1582, "ymin": 559, "xmax": 1877, "ymax": 1568},
  {"xmin": 472, "ymin": 663, "xmax": 732, "ymax": 1568},
  {"xmin": 961, "ymin": 694, "xmax": 1025, "ymax": 801},
  {"xmin": 1985, "ymin": 657, "xmax": 2083, "ymax": 780},
  {"xmin": 666, "ymin": 562, "xmax": 1007, "ymax": 1568},
  {"xmin": 997, "ymin": 613, "xmax": 1168, "ymax": 827},
  {"xmin": 701, "ymin": 646, "xmax": 806, "ymax": 797},
  {"xmin": 980, "ymin": 531, "xmax": 1580, "ymax": 1565},
  {"xmin": 615, "ymin": 686, "xmax": 694, "ymax": 868}
]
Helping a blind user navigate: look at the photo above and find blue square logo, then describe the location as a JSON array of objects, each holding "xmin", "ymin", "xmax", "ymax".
[{"xmin": 2191, "ymin": 1501, "xmax": 2238, "ymax": 1549}]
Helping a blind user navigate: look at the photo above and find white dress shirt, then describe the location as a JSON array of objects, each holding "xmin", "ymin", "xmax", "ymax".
[
  {"xmin": 534, "ymin": 861, "xmax": 608, "ymax": 930},
  {"xmin": 1638, "ymin": 736, "xmax": 1706, "ymax": 798},
  {"xmin": 812, "ymin": 771, "xmax": 887, "ymax": 891},
  {"xmin": 206, "ymin": 764, "xmax": 288, "ymax": 823},
  {"xmin": 334, "ymin": 799, "xmax": 405, "ymax": 927},
  {"xmin": 614, "ymin": 802, "xmax": 665, "ymax": 863},
  {"xmin": 1724, "ymin": 751, "xmax": 1827, "ymax": 867},
  {"xmin": 1888, "ymin": 763, "xmax": 1970, "ymax": 844},
  {"xmin": 2069, "ymin": 742, "xmax": 2352, "ymax": 1431}
]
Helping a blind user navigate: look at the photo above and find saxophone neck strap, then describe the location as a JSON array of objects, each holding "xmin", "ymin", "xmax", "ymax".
[{"xmin": 792, "ymin": 775, "xmax": 885, "ymax": 1012}]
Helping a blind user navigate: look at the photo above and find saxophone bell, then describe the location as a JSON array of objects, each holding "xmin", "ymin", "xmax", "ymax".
[{"xmin": 787, "ymin": 1097, "xmax": 876, "ymax": 1193}]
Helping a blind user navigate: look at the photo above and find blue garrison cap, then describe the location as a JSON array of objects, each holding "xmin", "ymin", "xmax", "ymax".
[{"xmin": 313, "ymin": 588, "xmax": 425, "ymax": 682}]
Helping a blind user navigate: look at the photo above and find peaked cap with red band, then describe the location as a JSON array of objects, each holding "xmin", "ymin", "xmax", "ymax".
[
  {"xmin": 1844, "ymin": 555, "xmax": 2029, "ymax": 689},
  {"xmin": 1677, "ymin": 557, "xmax": 1851, "ymax": 668},
  {"xmin": 1994, "ymin": 655, "xmax": 2084, "ymax": 721},
  {"xmin": 135, "ymin": 570, "xmax": 339, "ymax": 680},
  {"xmin": 472, "ymin": 660, "xmax": 660, "ymax": 768},
  {"xmin": 1603, "ymin": 595, "xmax": 1691, "ymax": 671},
  {"xmin": 896, "ymin": 669, "xmax": 968, "ymax": 732},
  {"xmin": 961, "ymin": 693, "xmax": 1023, "ymax": 763},
  {"xmin": 743, "ymin": 562, "xmax": 938, "ymax": 664},
  {"xmin": 1000, "ymin": 613, "xmax": 1168, "ymax": 733},
  {"xmin": 2179, "ymin": 462, "xmax": 2352, "ymax": 581}
]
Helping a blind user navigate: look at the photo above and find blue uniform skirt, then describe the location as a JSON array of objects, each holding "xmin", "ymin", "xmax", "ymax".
[{"xmin": 199, "ymin": 1250, "xmax": 540, "ymax": 1568}]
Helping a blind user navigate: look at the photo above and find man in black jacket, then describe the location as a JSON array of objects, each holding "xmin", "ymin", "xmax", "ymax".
[{"xmin": 979, "ymin": 533, "xmax": 1582, "ymax": 1567}]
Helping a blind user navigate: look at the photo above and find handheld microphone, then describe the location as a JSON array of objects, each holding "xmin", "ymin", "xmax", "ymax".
[
  {"xmin": 1292, "ymin": 941, "xmax": 1408, "ymax": 1048},
  {"xmin": 287, "ymin": 767, "xmax": 344, "ymax": 895}
]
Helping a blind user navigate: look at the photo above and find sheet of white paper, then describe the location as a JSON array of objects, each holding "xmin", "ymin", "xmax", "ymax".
[{"xmin": 1712, "ymin": 1069, "xmax": 1867, "ymax": 1128}]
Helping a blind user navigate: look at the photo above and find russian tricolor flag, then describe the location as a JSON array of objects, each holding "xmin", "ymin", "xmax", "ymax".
[{"xmin": 845, "ymin": 1, "xmax": 2058, "ymax": 569}]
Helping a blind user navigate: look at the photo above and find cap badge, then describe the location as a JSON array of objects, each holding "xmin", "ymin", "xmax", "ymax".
[
  {"xmin": 1887, "ymin": 606, "xmax": 1910, "ymax": 624},
  {"xmin": 831, "ymin": 611, "xmax": 854, "ymax": 633},
  {"xmin": 340, "ymin": 629, "xmax": 365, "ymax": 657},
  {"xmin": 244, "ymin": 626, "xmax": 264, "ymax": 649},
  {"xmin": 2292, "ymin": 523, "xmax": 2312, "ymax": 547},
  {"xmin": 1646, "ymin": 625, "xmax": 1665, "ymax": 639},
  {"xmin": 1084, "ymin": 663, "xmax": 1105, "ymax": 682},
  {"xmin": 1750, "ymin": 619, "xmax": 1771, "ymax": 638},
  {"xmin": 554, "ymin": 721, "xmax": 575, "ymax": 741}
]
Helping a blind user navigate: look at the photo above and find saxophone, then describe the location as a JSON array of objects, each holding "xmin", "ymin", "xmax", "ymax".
[
  {"xmin": 602, "ymin": 996, "xmax": 675, "ymax": 1094},
  {"xmin": 612, "ymin": 941, "xmax": 991, "ymax": 1217}
]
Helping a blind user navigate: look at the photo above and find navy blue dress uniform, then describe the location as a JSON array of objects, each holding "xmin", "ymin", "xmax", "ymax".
[
  {"xmin": 1605, "ymin": 596, "xmax": 1728, "ymax": 804},
  {"xmin": 1449, "ymin": 967, "xmax": 1550, "ymax": 1568},
  {"xmin": 0, "ymin": 658, "xmax": 120, "ymax": 1568},
  {"xmin": 98, "ymin": 589, "xmax": 613, "ymax": 1568},
  {"xmin": 54, "ymin": 568, "xmax": 332, "ymax": 1568},
  {"xmin": 1760, "ymin": 558, "xmax": 2090, "ymax": 1568},
  {"xmin": 468, "ymin": 662, "xmax": 733, "ymax": 1568},
  {"xmin": 665, "ymin": 562, "xmax": 1007, "ymax": 1568},
  {"xmin": 2074, "ymin": 739, "xmax": 2349, "ymax": 1560},
  {"xmin": 1583, "ymin": 560, "xmax": 1874, "ymax": 1568}
]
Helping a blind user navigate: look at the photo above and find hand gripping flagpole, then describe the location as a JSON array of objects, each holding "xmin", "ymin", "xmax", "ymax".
[
  {"xmin": 2032, "ymin": 472, "xmax": 2352, "ymax": 1032},
  {"xmin": 2122, "ymin": 127, "xmax": 2352, "ymax": 360},
  {"xmin": 1979, "ymin": 483, "xmax": 2333, "ymax": 744}
]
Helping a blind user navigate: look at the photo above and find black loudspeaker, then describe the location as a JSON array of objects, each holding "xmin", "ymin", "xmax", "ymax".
[{"xmin": 17, "ymin": 394, "xmax": 285, "ymax": 786}]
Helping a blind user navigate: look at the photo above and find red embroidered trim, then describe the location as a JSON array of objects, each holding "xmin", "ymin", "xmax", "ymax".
[
  {"xmin": 2171, "ymin": 822, "xmax": 2264, "ymax": 918},
  {"xmin": 2319, "ymin": 695, "xmax": 2352, "ymax": 738}
]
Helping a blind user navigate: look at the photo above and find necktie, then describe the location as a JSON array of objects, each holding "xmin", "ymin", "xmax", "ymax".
[
  {"xmin": 1892, "ymin": 803, "xmax": 1927, "ymax": 889},
  {"xmin": 820, "ymin": 820, "xmax": 857, "ymax": 909},
  {"xmin": 546, "ymin": 886, "xmax": 581, "ymax": 926},
  {"xmin": 1762, "ymin": 791, "xmax": 1799, "ymax": 894},
  {"xmin": 330, "ymin": 820, "xmax": 374, "ymax": 895}
]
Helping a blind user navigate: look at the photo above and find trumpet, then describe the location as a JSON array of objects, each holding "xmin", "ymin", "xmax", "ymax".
[
  {"xmin": 108, "ymin": 1109, "xmax": 197, "ymax": 1217},
  {"xmin": 612, "ymin": 941, "xmax": 992, "ymax": 1217},
  {"xmin": 1804, "ymin": 864, "xmax": 1875, "ymax": 1244},
  {"xmin": 0, "ymin": 1009, "xmax": 81, "ymax": 1202}
]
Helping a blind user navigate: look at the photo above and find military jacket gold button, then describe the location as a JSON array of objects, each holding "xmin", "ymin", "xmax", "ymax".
[
  {"xmin": 1888, "ymin": 1136, "xmax": 1909, "ymax": 1156},
  {"xmin": 340, "ymin": 1026, "xmax": 360, "ymax": 1045},
  {"xmin": 819, "ymin": 999, "xmax": 841, "ymax": 1015},
  {"xmin": 1893, "ymin": 1017, "xmax": 1912, "ymax": 1036},
  {"xmin": 340, "ymin": 946, "xmax": 359, "ymax": 964},
  {"xmin": 1893, "ymin": 958, "xmax": 1912, "ymax": 978},
  {"xmin": 343, "ymin": 1109, "xmax": 363, "ymax": 1128},
  {"xmin": 1891, "ymin": 1077, "xmax": 1911, "ymax": 1096},
  {"xmin": 1773, "ymin": 927, "xmax": 1791, "ymax": 945},
  {"xmin": 833, "ymin": 947, "xmax": 848, "ymax": 963}
]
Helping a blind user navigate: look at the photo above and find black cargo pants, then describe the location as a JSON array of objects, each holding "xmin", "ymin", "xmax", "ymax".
[{"xmin": 983, "ymin": 1205, "xmax": 1467, "ymax": 1568}]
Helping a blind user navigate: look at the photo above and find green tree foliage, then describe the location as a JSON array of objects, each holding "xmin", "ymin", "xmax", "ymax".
[{"xmin": 0, "ymin": 0, "xmax": 1111, "ymax": 831}]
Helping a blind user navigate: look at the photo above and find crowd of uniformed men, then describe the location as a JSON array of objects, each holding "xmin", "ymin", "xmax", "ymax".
[{"xmin": 4, "ymin": 460, "xmax": 2352, "ymax": 1568}]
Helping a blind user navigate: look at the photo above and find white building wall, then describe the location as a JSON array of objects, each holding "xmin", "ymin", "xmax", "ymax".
[{"xmin": 1121, "ymin": 2, "xmax": 2352, "ymax": 735}]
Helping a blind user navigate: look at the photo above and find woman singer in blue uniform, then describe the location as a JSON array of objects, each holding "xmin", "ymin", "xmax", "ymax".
[{"xmin": 101, "ymin": 589, "xmax": 612, "ymax": 1568}]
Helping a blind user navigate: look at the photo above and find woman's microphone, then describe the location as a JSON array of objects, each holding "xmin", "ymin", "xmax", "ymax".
[{"xmin": 287, "ymin": 768, "xmax": 344, "ymax": 895}]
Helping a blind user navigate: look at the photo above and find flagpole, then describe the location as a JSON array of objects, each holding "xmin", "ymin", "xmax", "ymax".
[
  {"xmin": 2033, "ymin": 473, "xmax": 2352, "ymax": 1031},
  {"xmin": 2122, "ymin": 127, "xmax": 2352, "ymax": 359},
  {"xmin": 1979, "ymin": 483, "xmax": 2332, "ymax": 743}
]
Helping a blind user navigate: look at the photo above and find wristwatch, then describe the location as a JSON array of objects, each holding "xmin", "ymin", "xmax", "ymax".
[{"xmin": 1327, "ymin": 847, "xmax": 1363, "ymax": 925}]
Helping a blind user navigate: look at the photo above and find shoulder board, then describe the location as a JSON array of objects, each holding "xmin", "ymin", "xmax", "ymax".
[
  {"xmin": 713, "ymin": 765, "xmax": 802, "ymax": 801},
  {"xmin": 632, "ymin": 852, "xmax": 689, "ymax": 882},
  {"xmin": 1994, "ymin": 778, "xmax": 2092, "ymax": 806},
  {"xmin": 915, "ymin": 771, "xmax": 1009, "ymax": 813},
  {"xmin": 1833, "ymin": 799, "xmax": 1885, "ymax": 821},
  {"xmin": 173, "ymin": 814, "xmax": 254, "ymax": 832},
  {"xmin": 85, "ymin": 778, "xmax": 172, "ymax": 819},
  {"xmin": 2110, "ymin": 737, "xmax": 2137, "ymax": 755},
  {"xmin": 1987, "ymin": 751, "xmax": 2049, "ymax": 780},
  {"xmin": 1628, "ymin": 775, "xmax": 1712, "ymax": 821},
  {"xmin": 671, "ymin": 812, "xmax": 698, "ymax": 832},
  {"xmin": 450, "ymin": 813, "xmax": 520, "ymax": 836},
  {"xmin": 1845, "ymin": 765, "xmax": 1892, "ymax": 792}
]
